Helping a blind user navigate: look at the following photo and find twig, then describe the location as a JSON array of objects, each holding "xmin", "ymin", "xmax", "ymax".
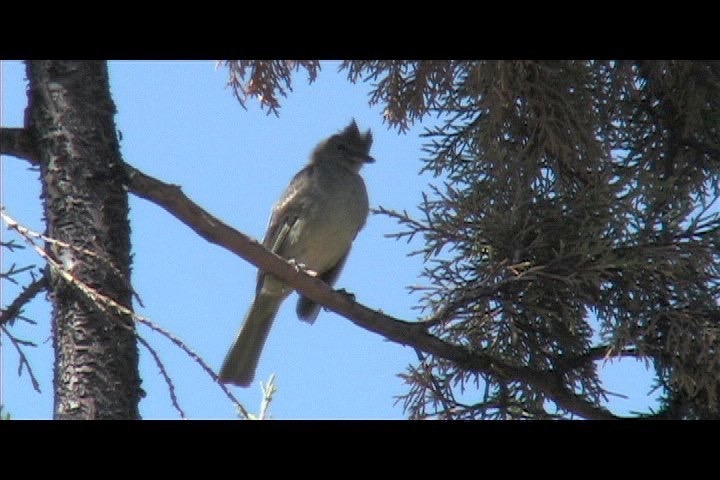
[
  {"xmin": 1, "ymin": 239, "xmax": 25, "ymax": 251},
  {"xmin": 413, "ymin": 348, "xmax": 455, "ymax": 418},
  {"xmin": 557, "ymin": 345, "xmax": 639, "ymax": 372},
  {"xmin": 1, "ymin": 264, "xmax": 34, "ymax": 284},
  {"xmin": 136, "ymin": 318, "xmax": 249, "ymax": 419},
  {"xmin": 257, "ymin": 374, "xmax": 277, "ymax": 420},
  {"xmin": 136, "ymin": 334, "xmax": 186, "ymax": 419},
  {"xmin": 0, "ymin": 325, "xmax": 41, "ymax": 393},
  {"xmin": 1, "ymin": 206, "xmax": 139, "ymax": 305}
]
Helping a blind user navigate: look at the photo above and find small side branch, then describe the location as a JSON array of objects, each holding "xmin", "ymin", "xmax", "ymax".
[
  {"xmin": 1, "ymin": 277, "xmax": 47, "ymax": 327},
  {"xmin": 0, "ymin": 128, "xmax": 38, "ymax": 163},
  {"xmin": 136, "ymin": 334, "xmax": 185, "ymax": 419},
  {"xmin": 0, "ymin": 325, "xmax": 41, "ymax": 393},
  {"xmin": 558, "ymin": 345, "xmax": 640, "ymax": 372}
]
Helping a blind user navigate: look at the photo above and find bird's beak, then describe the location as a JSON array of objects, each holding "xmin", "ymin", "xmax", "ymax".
[{"xmin": 363, "ymin": 154, "xmax": 375, "ymax": 163}]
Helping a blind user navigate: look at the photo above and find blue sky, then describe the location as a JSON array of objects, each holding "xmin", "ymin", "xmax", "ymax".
[{"xmin": 1, "ymin": 60, "xmax": 659, "ymax": 419}]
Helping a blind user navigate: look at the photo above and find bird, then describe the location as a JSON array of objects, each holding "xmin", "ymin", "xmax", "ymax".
[{"xmin": 218, "ymin": 120, "xmax": 374, "ymax": 387}]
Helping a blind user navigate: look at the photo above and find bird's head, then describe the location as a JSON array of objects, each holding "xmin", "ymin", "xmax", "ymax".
[{"xmin": 312, "ymin": 120, "xmax": 374, "ymax": 172}]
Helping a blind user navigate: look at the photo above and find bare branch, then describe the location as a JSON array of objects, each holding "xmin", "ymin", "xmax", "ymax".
[
  {"xmin": 136, "ymin": 315, "xmax": 249, "ymax": 419},
  {"xmin": 0, "ymin": 128, "xmax": 38, "ymax": 163},
  {"xmin": 1, "ymin": 276, "xmax": 47, "ymax": 327},
  {"xmin": 0, "ymin": 325, "xmax": 41, "ymax": 393},
  {"xmin": 136, "ymin": 334, "xmax": 185, "ymax": 419},
  {"xmin": 124, "ymin": 164, "xmax": 618, "ymax": 420},
  {"xmin": 1, "ymin": 263, "xmax": 34, "ymax": 284}
]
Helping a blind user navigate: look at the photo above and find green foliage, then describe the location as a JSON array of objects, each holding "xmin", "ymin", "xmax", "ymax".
[{"xmin": 348, "ymin": 61, "xmax": 720, "ymax": 419}]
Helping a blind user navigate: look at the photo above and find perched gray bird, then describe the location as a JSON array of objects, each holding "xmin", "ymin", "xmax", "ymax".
[{"xmin": 219, "ymin": 120, "xmax": 374, "ymax": 387}]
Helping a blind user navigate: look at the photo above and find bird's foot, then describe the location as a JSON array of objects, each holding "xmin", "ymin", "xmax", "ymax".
[
  {"xmin": 288, "ymin": 258, "xmax": 318, "ymax": 277},
  {"xmin": 336, "ymin": 288, "xmax": 356, "ymax": 302}
]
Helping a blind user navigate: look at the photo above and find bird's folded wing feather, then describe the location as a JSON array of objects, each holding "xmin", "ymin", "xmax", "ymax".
[{"xmin": 256, "ymin": 164, "xmax": 315, "ymax": 290}]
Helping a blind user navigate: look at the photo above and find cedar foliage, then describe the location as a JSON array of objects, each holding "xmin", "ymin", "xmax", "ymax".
[
  {"xmin": 342, "ymin": 60, "xmax": 720, "ymax": 419},
  {"xmin": 227, "ymin": 61, "xmax": 720, "ymax": 418},
  {"xmin": 354, "ymin": 61, "xmax": 720, "ymax": 418}
]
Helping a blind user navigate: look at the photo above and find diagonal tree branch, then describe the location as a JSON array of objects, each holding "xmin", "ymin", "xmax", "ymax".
[
  {"xmin": 127, "ymin": 165, "xmax": 618, "ymax": 420},
  {"xmin": 1, "ymin": 126, "xmax": 618, "ymax": 419}
]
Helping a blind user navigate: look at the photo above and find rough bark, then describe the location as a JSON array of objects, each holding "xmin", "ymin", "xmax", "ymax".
[{"xmin": 25, "ymin": 61, "xmax": 140, "ymax": 419}]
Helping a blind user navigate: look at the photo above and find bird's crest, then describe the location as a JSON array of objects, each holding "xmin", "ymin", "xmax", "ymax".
[{"xmin": 340, "ymin": 119, "xmax": 373, "ymax": 152}]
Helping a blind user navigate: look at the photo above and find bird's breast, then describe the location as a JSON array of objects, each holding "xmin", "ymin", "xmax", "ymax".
[{"xmin": 283, "ymin": 170, "xmax": 369, "ymax": 274}]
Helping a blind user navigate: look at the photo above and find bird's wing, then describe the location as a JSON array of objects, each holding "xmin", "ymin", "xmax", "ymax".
[{"xmin": 255, "ymin": 164, "xmax": 315, "ymax": 292}]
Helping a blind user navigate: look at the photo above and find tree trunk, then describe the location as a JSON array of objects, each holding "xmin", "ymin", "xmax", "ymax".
[{"xmin": 26, "ymin": 61, "xmax": 141, "ymax": 419}]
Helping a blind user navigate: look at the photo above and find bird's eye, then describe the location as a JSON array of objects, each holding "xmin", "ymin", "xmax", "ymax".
[{"xmin": 336, "ymin": 143, "xmax": 347, "ymax": 152}]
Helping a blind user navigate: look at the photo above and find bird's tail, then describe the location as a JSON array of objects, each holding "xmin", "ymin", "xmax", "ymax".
[{"xmin": 218, "ymin": 294, "xmax": 282, "ymax": 387}]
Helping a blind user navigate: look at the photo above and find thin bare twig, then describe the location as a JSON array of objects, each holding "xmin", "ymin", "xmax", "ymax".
[
  {"xmin": 413, "ymin": 348, "xmax": 454, "ymax": 417},
  {"xmin": 1, "ymin": 264, "xmax": 34, "ymax": 284},
  {"xmin": 0, "ymin": 325, "xmax": 41, "ymax": 393},
  {"xmin": 136, "ymin": 317, "xmax": 249, "ymax": 419},
  {"xmin": 257, "ymin": 374, "xmax": 277, "ymax": 420},
  {"xmin": 135, "ymin": 334, "xmax": 186, "ymax": 419},
  {"xmin": 1, "ymin": 206, "xmax": 139, "ymax": 305}
]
